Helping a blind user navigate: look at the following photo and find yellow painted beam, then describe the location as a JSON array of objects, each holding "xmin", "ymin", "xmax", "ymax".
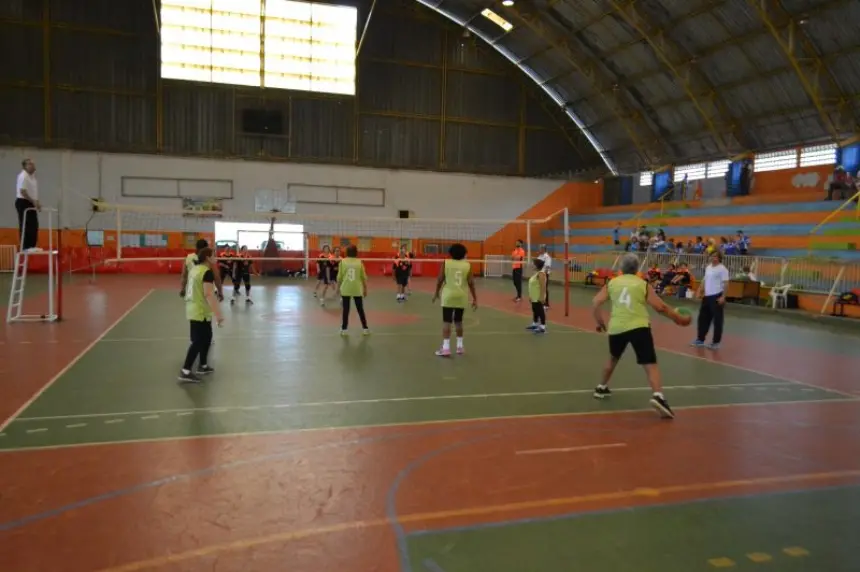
[
  {"xmin": 506, "ymin": 2, "xmax": 666, "ymax": 168},
  {"xmin": 746, "ymin": 0, "xmax": 849, "ymax": 140},
  {"xmin": 606, "ymin": 0, "xmax": 741, "ymax": 157}
]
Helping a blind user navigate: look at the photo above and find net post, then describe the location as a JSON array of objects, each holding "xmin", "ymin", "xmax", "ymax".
[
  {"xmin": 47, "ymin": 209, "xmax": 55, "ymax": 320},
  {"xmin": 56, "ymin": 224, "xmax": 63, "ymax": 321},
  {"xmin": 116, "ymin": 206, "xmax": 122, "ymax": 262},
  {"xmin": 303, "ymin": 232, "xmax": 310, "ymax": 280},
  {"xmin": 526, "ymin": 220, "xmax": 532, "ymax": 269},
  {"xmin": 563, "ymin": 207, "xmax": 569, "ymax": 317}
]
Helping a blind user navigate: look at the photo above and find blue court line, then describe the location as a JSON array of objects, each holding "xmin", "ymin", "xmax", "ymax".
[
  {"xmin": 404, "ymin": 482, "xmax": 860, "ymax": 541},
  {"xmin": 423, "ymin": 558, "xmax": 446, "ymax": 572}
]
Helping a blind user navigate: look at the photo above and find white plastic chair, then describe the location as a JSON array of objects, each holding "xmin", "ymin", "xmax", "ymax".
[{"xmin": 769, "ymin": 284, "xmax": 792, "ymax": 309}]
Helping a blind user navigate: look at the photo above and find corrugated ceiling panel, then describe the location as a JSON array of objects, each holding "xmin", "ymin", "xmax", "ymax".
[
  {"xmin": 609, "ymin": 43, "xmax": 662, "ymax": 78},
  {"xmin": 361, "ymin": 10, "xmax": 443, "ymax": 64},
  {"xmin": 0, "ymin": 22, "xmax": 42, "ymax": 83},
  {"xmin": 741, "ymin": 34, "xmax": 788, "ymax": 73},
  {"xmin": 672, "ymin": 13, "xmax": 732, "ymax": 52},
  {"xmin": 358, "ymin": 61, "xmax": 442, "ymax": 116},
  {"xmin": 828, "ymin": 54, "xmax": 860, "ymax": 94},
  {"xmin": 654, "ymin": 101, "xmax": 703, "ymax": 134},
  {"xmin": 527, "ymin": 52, "xmax": 571, "ymax": 81},
  {"xmin": 551, "ymin": 1, "xmax": 605, "ymax": 29},
  {"xmin": 699, "ymin": 46, "xmax": 755, "ymax": 85},
  {"xmin": 711, "ymin": 0, "xmax": 762, "ymax": 36},
  {"xmin": 496, "ymin": 27, "xmax": 547, "ymax": 59}
]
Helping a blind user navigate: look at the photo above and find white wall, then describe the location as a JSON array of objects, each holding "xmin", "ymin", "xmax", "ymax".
[{"xmin": 2, "ymin": 148, "xmax": 566, "ymax": 240}]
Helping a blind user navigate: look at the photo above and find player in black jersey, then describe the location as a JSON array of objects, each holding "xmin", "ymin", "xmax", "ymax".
[
  {"xmin": 314, "ymin": 245, "xmax": 333, "ymax": 306},
  {"xmin": 393, "ymin": 245, "xmax": 411, "ymax": 302},
  {"xmin": 230, "ymin": 245, "xmax": 255, "ymax": 305},
  {"xmin": 217, "ymin": 246, "xmax": 235, "ymax": 284}
]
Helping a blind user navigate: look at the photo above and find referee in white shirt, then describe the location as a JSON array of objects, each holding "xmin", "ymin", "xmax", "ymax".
[
  {"xmin": 15, "ymin": 158, "xmax": 40, "ymax": 250},
  {"xmin": 538, "ymin": 245, "xmax": 552, "ymax": 308},
  {"xmin": 692, "ymin": 251, "xmax": 729, "ymax": 349}
]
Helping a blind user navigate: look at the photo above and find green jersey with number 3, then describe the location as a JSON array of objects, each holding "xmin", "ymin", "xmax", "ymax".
[
  {"xmin": 337, "ymin": 257, "xmax": 366, "ymax": 297},
  {"xmin": 607, "ymin": 274, "xmax": 650, "ymax": 334},
  {"xmin": 441, "ymin": 259, "xmax": 470, "ymax": 309}
]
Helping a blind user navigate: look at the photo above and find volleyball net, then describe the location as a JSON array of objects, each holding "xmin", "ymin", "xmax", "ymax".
[{"xmin": 79, "ymin": 200, "xmax": 571, "ymax": 313}]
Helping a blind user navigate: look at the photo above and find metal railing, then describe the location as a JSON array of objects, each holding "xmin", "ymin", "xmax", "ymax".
[{"xmin": 563, "ymin": 250, "xmax": 860, "ymax": 295}]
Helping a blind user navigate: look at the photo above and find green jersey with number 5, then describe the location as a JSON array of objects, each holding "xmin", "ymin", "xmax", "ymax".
[
  {"xmin": 441, "ymin": 259, "xmax": 470, "ymax": 309},
  {"xmin": 338, "ymin": 257, "xmax": 366, "ymax": 297},
  {"xmin": 607, "ymin": 274, "xmax": 650, "ymax": 334}
]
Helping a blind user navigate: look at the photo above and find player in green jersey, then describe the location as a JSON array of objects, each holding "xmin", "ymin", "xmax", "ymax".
[
  {"xmin": 179, "ymin": 239, "xmax": 223, "ymax": 301},
  {"xmin": 431, "ymin": 243, "xmax": 478, "ymax": 357},
  {"xmin": 591, "ymin": 253, "xmax": 689, "ymax": 418},
  {"xmin": 336, "ymin": 245, "xmax": 370, "ymax": 335},
  {"xmin": 525, "ymin": 257, "xmax": 548, "ymax": 334},
  {"xmin": 179, "ymin": 247, "xmax": 224, "ymax": 383}
]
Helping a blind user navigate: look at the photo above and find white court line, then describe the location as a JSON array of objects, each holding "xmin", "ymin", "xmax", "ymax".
[
  {"xmin": 10, "ymin": 396, "xmax": 860, "ymax": 453},
  {"xmin": 12, "ymin": 382, "xmax": 796, "ymax": 422},
  {"xmin": 98, "ymin": 330, "xmax": 583, "ymax": 343},
  {"xmin": 0, "ymin": 289, "xmax": 155, "ymax": 433},
  {"xmin": 65, "ymin": 423, "xmax": 87, "ymax": 429},
  {"xmin": 516, "ymin": 442, "xmax": 628, "ymax": 456}
]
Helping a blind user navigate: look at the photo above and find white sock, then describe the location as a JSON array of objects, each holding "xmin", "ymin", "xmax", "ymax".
[
  {"xmin": 538, "ymin": 324, "xmax": 546, "ymax": 331},
  {"xmin": 598, "ymin": 383, "xmax": 608, "ymax": 390},
  {"xmin": 456, "ymin": 337, "xmax": 463, "ymax": 349},
  {"xmin": 442, "ymin": 339, "xmax": 450, "ymax": 350},
  {"xmin": 653, "ymin": 391, "xmax": 664, "ymax": 398},
  {"xmin": 182, "ymin": 368, "xmax": 191, "ymax": 375}
]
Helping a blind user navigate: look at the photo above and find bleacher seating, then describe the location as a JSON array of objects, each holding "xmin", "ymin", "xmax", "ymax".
[{"xmin": 543, "ymin": 193, "xmax": 860, "ymax": 261}]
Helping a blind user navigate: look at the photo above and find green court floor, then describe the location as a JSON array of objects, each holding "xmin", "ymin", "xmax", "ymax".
[
  {"xmin": 0, "ymin": 279, "xmax": 850, "ymax": 450},
  {"xmin": 406, "ymin": 485, "xmax": 860, "ymax": 571}
]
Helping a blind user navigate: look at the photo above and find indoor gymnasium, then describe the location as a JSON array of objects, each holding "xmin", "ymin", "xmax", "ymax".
[{"xmin": 2, "ymin": 0, "xmax": 860, "ymax": 570}]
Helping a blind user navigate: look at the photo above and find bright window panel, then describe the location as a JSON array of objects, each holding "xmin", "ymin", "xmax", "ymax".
[
  {"xmin": 754, "ymin": 148, "xmax": 798, "ymax": 172},
  {"xmin": 161, "ymin": 0, "xmax": 262, "ymax": 86},
  {"xmin": 706, "ymin": 160, "xmax": 730, "ymax": 179},
  {"xmin": 674, "ymin": 162, "xmax": 707, "ymax": 181},
  {"xmin": 799, "ymin": 143, "xmax": 837, "ymax": 167},
  {"xmin": 639, "ymin": 171, "xmax": 653, "ymax": 187},
  {"xmin": 263, "ymin": 0, "xmax": 358, "ymax": 95}
]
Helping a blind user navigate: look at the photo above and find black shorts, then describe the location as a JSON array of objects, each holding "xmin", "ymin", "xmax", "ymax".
[
  {"xmin": 317, "ymin": 268, "xmax": 330, "ymax": 284},
  {"xmin": 395, "ymin": 272, "xmax": 409, "ymax": 286},
  {"xmin": 608, "ymin": 327, "xmax": 657, "ymax": 365},
  {"xmin": 442, "ymin": 307, "xmax": 465, "ymax": 323}
]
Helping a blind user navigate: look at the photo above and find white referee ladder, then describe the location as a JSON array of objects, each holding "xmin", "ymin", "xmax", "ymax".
[{"xmin": 7, "ymin": 207, "xmax": 60, "ymax": 323}]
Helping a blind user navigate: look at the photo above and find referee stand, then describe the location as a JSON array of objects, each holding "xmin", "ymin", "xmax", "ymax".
[{"xmin": 6, "ymin": 207, "xmax": 62, "ymax": 323}]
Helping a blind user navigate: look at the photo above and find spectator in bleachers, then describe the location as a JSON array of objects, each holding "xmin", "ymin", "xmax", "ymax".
[
  {"xmin": 705, "ymin": 238, "xmax": 717, "ymax": 255},
  {"xmin": 655, "ymin": 263, "xmax": 676, "ymax": 293},
  {"xmin": 692, "ymin": 237, "xmax": 705, "ymax": 254},
  {"xmin": 736, "ymin": 231, "xmax": 749, "ymax": 254},
  {"xmin": 827, "ymin": 166, "xmax": 854, "ymax": 201},
  {"xmin": 722, "ymin": 237, "xmax": 739, "ymax": 256}
]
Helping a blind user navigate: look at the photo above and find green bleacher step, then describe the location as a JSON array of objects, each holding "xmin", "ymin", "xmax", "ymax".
[
  {"xmin": 821, "ymin": 227, "xmax": 860, "ymax": 236},
  {"xmin": 809, "ymin": 241, "xmax": 856, "ymax": 251}
]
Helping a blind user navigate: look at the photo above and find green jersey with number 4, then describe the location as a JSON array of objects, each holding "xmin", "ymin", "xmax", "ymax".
[
  {"xmin": 337, "ymin": 257, "xmax": 366, "ymax": 297},
  {"xmin": 607, "ymin": 274, "xmax": 650, "ymax": 334},
  {"xmin": 441, "ymin": 259, "xmax": 470, "ymax": 309}
]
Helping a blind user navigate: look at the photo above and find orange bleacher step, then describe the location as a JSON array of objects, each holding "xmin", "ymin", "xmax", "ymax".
[
  {"xmin": 570, "ymin": 211, "xmax": 827, "ymax": 230},
  {"xmin": 572, "ymin": 235, "xmax": 857, "ymax": 249}
]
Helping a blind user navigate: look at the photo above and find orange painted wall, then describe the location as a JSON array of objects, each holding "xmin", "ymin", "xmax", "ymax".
[
  {"xmin": 483, "ymin": 181, "xmax": 603, "ymax": 256},
  {"xmin": 751, "ymin": 165, "xmax": 832, "ymax": 196}
]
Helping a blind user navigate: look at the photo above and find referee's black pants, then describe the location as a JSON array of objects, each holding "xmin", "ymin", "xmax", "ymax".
[
  {"xmin": 696, "ymin": 293, "xmax": 724, "ymax": 344},
  {"xmin": 544, "ymin": 272, "xmax": 550, "ymax": 306},
  {"xmin": 184, "ymin": 319, "xmax": 213, "ymax": 370},
  {"xmin": 342, "ymin": 296, "xmax": 368, "ymax": 330},
  {"xmin": 512, "ymin": 268, "xmax": 523, "ymax": 299},
  {"xmin": 15, "ymin": 198, "xmax": 38, "ymax": 250}
]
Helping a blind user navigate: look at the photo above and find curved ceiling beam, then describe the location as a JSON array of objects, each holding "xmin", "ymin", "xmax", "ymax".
[
  {"xmin": 414, "ymin": 0, "xmax": 619, "ymax": 174},
  {"xmin": 606, "ymin": 0, "xmax": 746, "ymax": 157},
  {"xmin": 746, "ymin": 0, "xmax": 853, "ymax": 140},
  {"xmin": 505, "ymin": 3, "xmax": 668, "ymax": 170}
]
